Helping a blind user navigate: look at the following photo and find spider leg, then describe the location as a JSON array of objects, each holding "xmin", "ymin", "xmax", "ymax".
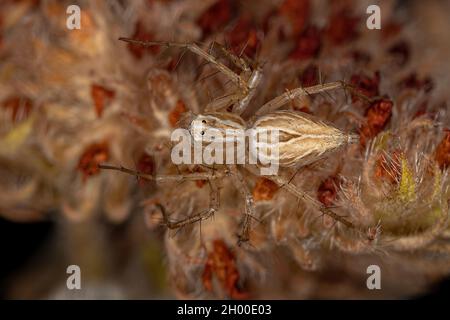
[
  {"xmin": 227, "ymin": 165, "xmax": 256, "ymax": 244},
  {"xmin": 232, "ymin": 65, "xmax": 263, "ymax": 115},
  {"xmin": 98, "ymin": 164, "xmax": 224, "ymax": 182},
  {"xmin": 204, "ymin": 92, "xmax": 242, "ymax": 111},
  {"xmin": 119, "ymin": 38, "xmax": 248, "ymax": 93},
  {"xmin": 256, "ymin": 81, "xmax": 347, "ymax": 116},
  {"xmin": 99, "ymin": 164, "xmax": 223, "ymax": 229},
  {"xmin": 255, "ymin": 170, "xmax": 356, "ymax": 230},
  {"xmin": 211, "ymin": 41, "xmax": 251, "ymax": 73},
  {"xmin": 201, "ymin": 41, "xmax": 262, "ymax": 115},
  {"xmin": 154, "ymin": 180, "xmax": 220, "ymax": 229},
  {"xmin": 209, "ymin": 41, "xmax": 264, "ymax": 115}
]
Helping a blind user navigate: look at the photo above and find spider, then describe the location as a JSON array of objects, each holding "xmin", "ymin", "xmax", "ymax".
[{"xmin": 99, "ymin": 37, "xmax": 359, "ymax": 244}]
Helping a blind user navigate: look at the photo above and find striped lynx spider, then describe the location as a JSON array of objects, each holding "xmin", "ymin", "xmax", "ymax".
[{"xmin": 100, "ymin": 37, "xmax": 359, "ymax": 244}]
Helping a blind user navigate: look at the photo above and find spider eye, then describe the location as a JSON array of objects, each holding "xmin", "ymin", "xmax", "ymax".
[
  {"xmin": 201, "ymin": 131, "xmax": 205, "ymax": 135},
  {"xmin": 202, "ymin": 120, "xmax": 206, "ymax": 124}
]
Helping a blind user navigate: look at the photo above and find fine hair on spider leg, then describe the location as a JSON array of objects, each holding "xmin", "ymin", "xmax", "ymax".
[
  {"xmin": 118, "ymin": 38, "xmax": 245, "ymax": 92},
  {"xmin": 98, "ymin": 163, "xmax": 223, "ymax": 228}
]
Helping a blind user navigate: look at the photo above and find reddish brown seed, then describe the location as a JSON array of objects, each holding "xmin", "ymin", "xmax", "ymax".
[
  {"xmin": 202, "ymin": 239, "xmax": 248, "ymax": 299},
  {"xmin": 261, "ymin": 8, "xmax": 278, "ymax": 35},
  {"xmin": 289, "ymin": 25, "xmax": 322, "ymax": 61},
  {"xmin": 91, "ymin": 84, "xmax": 115, "ymax": 118},
  {"xmin": 225, "ymin": 17, "xmax": 260, "ymax": 59},
  {"xmin": 412, "ymin": 101, "xmax": 429, "ymax": 119},
  {"xmin": 136, "ymin": 152, "xmax": 155, "ymax": 187},
  {"xmin": 120, "ymin": 111, "xmax": 152, "ymax": 132},
  {"xmin": 0, "ymin": 13, "xmax": 3, "ymax": 51},
  {"xmin": 299, "ymin": 64, "xmax": 319, "ymax": 88},
  {"xmin": 317, "ymin": 176, "xmax": 339, "ymax": 207},
  {"xmin": 252, "ymin": 177, "xmax": 279, "ymax": 201},
  {"xmin": 294, "ymin": 106, "xmax": 312, "ymax": 114},
  {"xmin": 2, "ymin": 96, "xmax": 33, "ymax": 123},
  {"xmin": 359, "ymin": 99, "xmax": 393, "ymax": 148},
  {"xmin": 349, "ymin": 72, "xmax": 380, "ymax": 103},
  {"xmin": 17, "ymin": 0, "xmax": 41, "ymax": 7},
  {"xmin": 435, "ymin": 130, "xmax": 450, "ymax": 170},
  {"xmin": 381, "ymin": 22, "xmax": 402, "ymax": 40},
  {"xmin": 325, "ymin": 10, "xmax": 360, "ymax": 46},
  {"xmin": 366, "ymin": 224, "xmax": 381, "ymax": 243},
  {"xmin": 127, "ymin": 21, "xmax": 159, "ymax": 59},
  {"xmin": 262, "ymin": 5, "xmax": 289, "ymax": 41},
  {"xmin": 278, "ymin": 0, "xmax": 310, "ymax": 36},
  {"xmin": 349, "ymin": 50, "xmax": 372, "ymax": 66},
  {"xmin": 191, "ymin": 167, "xmax": 207, "ymax": 188},
  {"xmin": 195, "ymin": 180, "xmax": 206, "ymax": 188},
  {"xmin": 388, "ymin": 40, "xmax": 410, "ymax": 67},
  {"xmin": 197, "ymin": 0, "xmax": 232, "ymax": 38},
  {"xmin": 168, "ymin": 100, "xmax": 187, "ymax": 128},
  {"xmin": 77, "ymin": 142, "xmax": 109, "ymax": 181},
  {"xmin": 373, "ymin": 149, "xmax": 402, "ymax": 184},
  {"xmin": 398, "ymin": 73, "xmax": 433, "ymax": 93},
  {"xmin": 165, "ymin": 54, "xmax": 182, "ymax": 72}
]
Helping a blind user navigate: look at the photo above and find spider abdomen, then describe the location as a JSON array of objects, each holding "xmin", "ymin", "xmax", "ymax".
[{"xmin": 252, "ymin": 110, "xmax": 357, "ymax": 167}]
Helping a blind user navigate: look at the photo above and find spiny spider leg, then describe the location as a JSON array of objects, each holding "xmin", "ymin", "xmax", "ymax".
[
  {"xmin": 257, "ymin": 171, "xmax": 356, "ymax": 230},
  {"xmin": 204, "ymin": 92, "xmax": 242, "ymax": 112},
  {"xmin": 256, "ymin": 81, "xmax": 349, "ymax": 116},
  {"xmin": 99, "ymin": 164, "xmax": 222, "ymax": 229},
  {"xmin": 228, "ymin": 165, "xmax": 256, "ymax": 244},
  {"xmin": 207, "ymin": 42, "xmax": 263, "ymax": 115},
  {"xmin": 154, "ymin": 180, "xmax": 220, "ymax": 229},
  {"xmin": 210, "ymin": 41, "xmax": 250, "ymax": 73},
  {"xmin": 119, "ymin": 38, "xmax": 248, "ymax": 93},
  {"xmin": 232, "ymin": 65, "xmax": 263, "ymax": 115},
  {"xmin": 98, "ymin": 164, "xmax": 225, "ymax": 182}
]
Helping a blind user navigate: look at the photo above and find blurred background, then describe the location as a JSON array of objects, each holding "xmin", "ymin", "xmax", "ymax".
[{"xmin": 0, "ymin": 0, "xmax": 449, "ymax": 299}]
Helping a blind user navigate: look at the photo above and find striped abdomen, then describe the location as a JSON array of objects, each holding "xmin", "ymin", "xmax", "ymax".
[{"xmin": 252, "ymin": 110, "xmax": 357, "ymax": 167}]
